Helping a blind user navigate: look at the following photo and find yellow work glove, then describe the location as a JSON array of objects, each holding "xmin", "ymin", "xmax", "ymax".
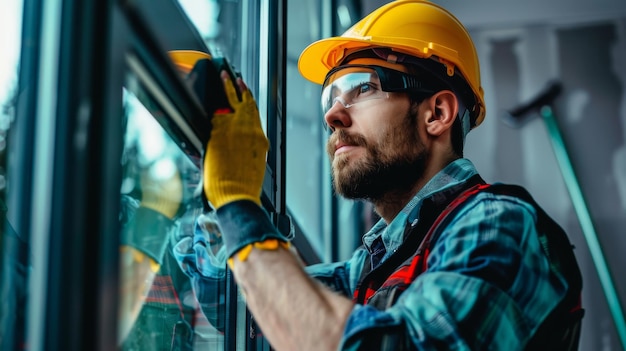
[
  {"xmin": 203, "ymin": 72, "xmax": 269, "ymax": 209},
  {"xmin": 121, "ymin": 158, "xmax": 183, "ymax": 266},
  {"xmin": 140, "ymin": 158, "xmax": 183, "ymax": 219}
]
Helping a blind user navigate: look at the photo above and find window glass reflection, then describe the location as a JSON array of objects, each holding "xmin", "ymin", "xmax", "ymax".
[
  {"xmin": 1, "ymin": 0, "xmax": 27, "ymax": 349},
  {"xmin": 118, "ymin": 88, "xmax": 225, "ymax": 350},
  {"xmin": 177, "ymin": 0, "xmax": 240, "ymax": 62}
]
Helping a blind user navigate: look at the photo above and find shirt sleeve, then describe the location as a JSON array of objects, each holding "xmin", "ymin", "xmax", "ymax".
[
  {"xmin": 338, "ymin": 193, "xmax": 569, "ymax": 351},
  {"xmin": 305, "ymin": 247, "xmax": 369, "ymax": 298}
]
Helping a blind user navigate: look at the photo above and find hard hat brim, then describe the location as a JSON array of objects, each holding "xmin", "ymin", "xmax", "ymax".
[
  {"xmin": 168, "ymin": 50, "xmax": 212, "ymax": 73},
  {"xmin": 297, "ymin": 37, "xmax": 434, "ymax": 86}
]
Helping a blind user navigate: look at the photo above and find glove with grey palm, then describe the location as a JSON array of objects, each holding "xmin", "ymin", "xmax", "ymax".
[{"xmin": 203, "ymin": 71, "xmax": 288, "ymax": 259}]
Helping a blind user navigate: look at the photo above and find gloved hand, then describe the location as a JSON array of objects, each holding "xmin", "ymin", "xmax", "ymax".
[
  {"xmin": 122, "ymin": 158, "xmax": 184, "ymax": 265},
  {"xmin": 172, "ymin": 211, "xmax": 227, "ymax": 332},
  {"xmin": 140, "ymin": 158, "xmax": 184, "ymax": 219},
  {"xmin": 203, "ymin": 72, "xmax": 269, "ymax": 209},
  {"xmin": 203, "ymin": 72, "xmax": 288, "ymax": 259}
]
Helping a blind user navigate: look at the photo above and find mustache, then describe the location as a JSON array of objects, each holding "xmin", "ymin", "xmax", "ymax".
[{"xmin": 327, "ymin": 130, "xmax": 368, "ymax": 155}]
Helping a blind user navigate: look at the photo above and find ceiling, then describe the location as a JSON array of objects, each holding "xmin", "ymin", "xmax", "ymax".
[{"xmin": 361, "ymin": 0, "xmax": 626, "ymax": 29}]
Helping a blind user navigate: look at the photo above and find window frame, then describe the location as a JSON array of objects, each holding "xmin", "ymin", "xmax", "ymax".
[{"xmin": 11, "ymin": 0, "xmax": 324, "ymax": 349}]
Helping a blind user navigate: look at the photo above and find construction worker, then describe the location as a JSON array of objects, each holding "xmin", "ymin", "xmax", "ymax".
[{"xmin": 187, "ymin": 0, "xmax": 584, "ymax": 349}]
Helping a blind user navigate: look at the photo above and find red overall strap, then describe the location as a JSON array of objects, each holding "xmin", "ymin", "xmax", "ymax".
[
  {"xmin": 418, "ymin": 183, "xmax": 491, "ymax": 271},
  {"xmin": 351, "ymin": 180, "xmax": 583, "ymax": 350},
  {"xmin": 353, "ymin": 182, "xmax": 491, "ymax": 305}
]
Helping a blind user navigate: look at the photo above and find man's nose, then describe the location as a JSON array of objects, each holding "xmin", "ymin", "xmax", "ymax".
[{"xmin": 323, "ymin": 97, "xmax": 352, "ymax": 131}]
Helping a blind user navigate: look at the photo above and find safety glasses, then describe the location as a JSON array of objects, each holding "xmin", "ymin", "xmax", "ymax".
[{"xmin": 321, "ymin": 65, "xmax": 437, "ymax": 115}]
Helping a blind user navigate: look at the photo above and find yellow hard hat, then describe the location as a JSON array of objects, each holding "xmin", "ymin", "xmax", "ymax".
[
  {"xmin": 298, "ymin": 0, "xmax": 486, "ymax": 127},
  {"xmin": 168, "ymin": 50, "xmax": 212, "ymax": 74}
]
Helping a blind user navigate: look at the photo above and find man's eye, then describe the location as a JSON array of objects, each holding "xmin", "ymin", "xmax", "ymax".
[
  {"xmin": 358, "ymin": 83, "xmax": 372, "ymax": 94},
  {"xmin": 354, "ymin": 82, "xmax": 379, "ymax": 97}
]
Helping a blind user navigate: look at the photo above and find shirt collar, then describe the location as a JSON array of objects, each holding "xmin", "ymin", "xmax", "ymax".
[{"xmin": 362, "ymin": 158, "xmax": 479, "ymax": 252}]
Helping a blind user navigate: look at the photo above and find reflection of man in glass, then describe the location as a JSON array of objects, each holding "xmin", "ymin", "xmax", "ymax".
[
  {"xmin": 117, "ymin": 90, "xmax": 199, "ymax": 348},
  {"xmin": 173, "ymin": 211, "xmax": 227, "ymax": 333},
  {"xmin": 118, "ymin": 50, "xmax": 234, "ymax": 348},
  {"xmin": 117, "ymin": 127, "xmax": 185, "ymax": 345}
]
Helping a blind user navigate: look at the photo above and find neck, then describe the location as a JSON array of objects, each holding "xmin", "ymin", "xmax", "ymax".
[
  {"xmin": 373, "ymin": 154, "xmax": 460, "ymax": 223},
  {"xmin": 371, "ymin": 184, "xmax": 421, "ymax": 223}
]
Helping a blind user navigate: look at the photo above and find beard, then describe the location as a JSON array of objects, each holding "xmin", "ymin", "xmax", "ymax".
[{"xmin": 327, "ymin": 109, "xmax": 427, "ymax": 201}]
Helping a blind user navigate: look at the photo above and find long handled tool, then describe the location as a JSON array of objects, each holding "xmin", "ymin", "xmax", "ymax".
[{"xmin": 505, "ymin": 81, "xmax": 626, "ymax": 350}]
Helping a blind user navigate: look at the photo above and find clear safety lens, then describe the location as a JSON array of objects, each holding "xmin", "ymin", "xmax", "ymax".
[{"xmin": 321, "ymin": 67, "xmax": 389, "ymax": 114}]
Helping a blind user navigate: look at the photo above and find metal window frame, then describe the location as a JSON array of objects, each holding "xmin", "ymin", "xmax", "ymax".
[
  {"xmin": 13, "ymin": 0, "xmax": 324, "ymax": 349},
  {"xmin": 21, "ymin": 0, "xmax": 124, "ymax": 349}
]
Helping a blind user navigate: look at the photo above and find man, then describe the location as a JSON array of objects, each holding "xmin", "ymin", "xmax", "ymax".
[{"xmin": 197, "ymin": 1, "xmax": 583, "ymax": 350}]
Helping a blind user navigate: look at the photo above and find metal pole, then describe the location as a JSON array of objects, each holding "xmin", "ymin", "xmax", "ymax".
[{"xmin": 540, "ymin": 105, "xmax": 626, "ymax": 350}]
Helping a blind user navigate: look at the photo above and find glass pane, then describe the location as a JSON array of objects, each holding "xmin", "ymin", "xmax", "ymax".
[
  {"xmin": 177, "ymin": 0, "xmax": 233, "ymax": 52},
  {"xmin": 177, "ymin": 0, "xmax": 242, "ymax": 67},
  {"xmin": 285, "ymin": 0, "xmax": 366, "ymax": 262},
  {"xmin": 117, "ymin": 79, "xmax": 227, "ymax": 350},
  {"xmin": 175, "ymin": 1, "xmax": 258, "ymax": 348},
  {"xmin": 0, "ymin": 0, "xmax": 27, "ymax": 349},
  {"xmin": 177, "ymin": 0, "xmax": 260, "ymax": 106}
]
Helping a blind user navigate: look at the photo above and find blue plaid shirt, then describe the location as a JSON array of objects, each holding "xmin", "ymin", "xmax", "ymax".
[{"xmin": 306, "ymin": 158, "xmax": 569, "ymax": 350}]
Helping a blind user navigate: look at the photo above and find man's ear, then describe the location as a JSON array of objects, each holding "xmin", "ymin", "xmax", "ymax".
[{"xmin": 425, "ymin": 90, "xmax": 458, "ymax": 136}]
